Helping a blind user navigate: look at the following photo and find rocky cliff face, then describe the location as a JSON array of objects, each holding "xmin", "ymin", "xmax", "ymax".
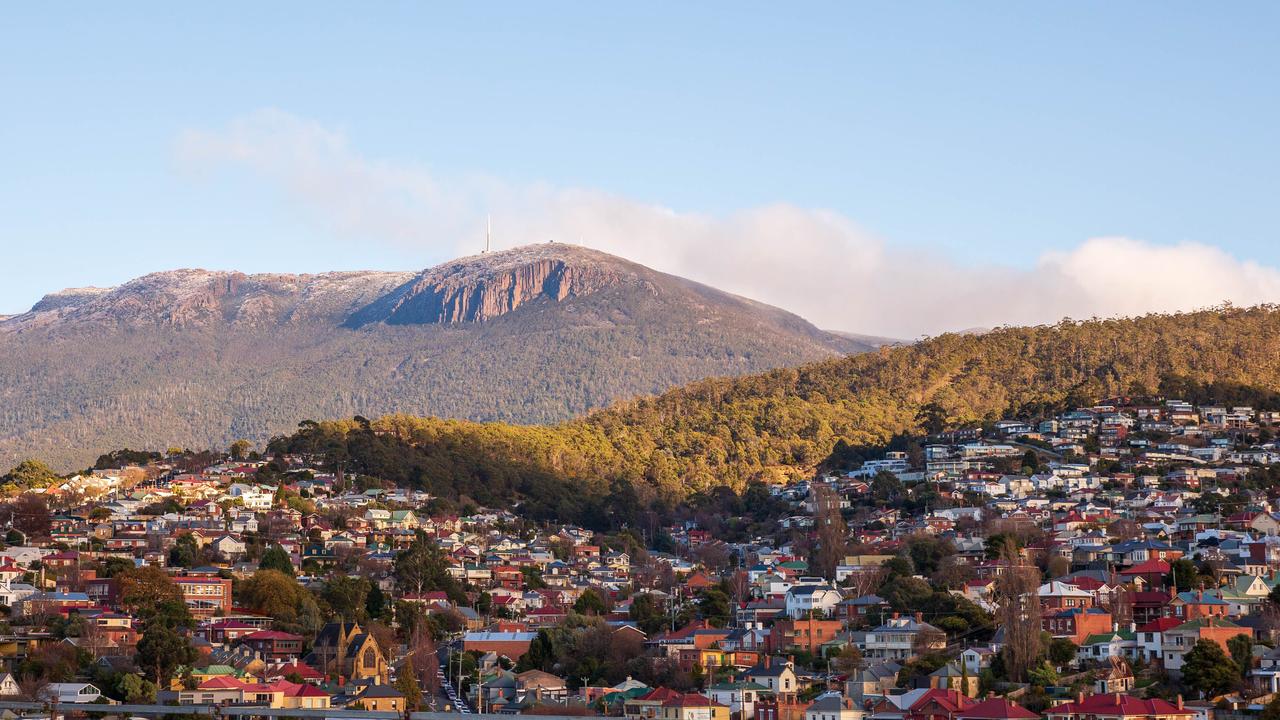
[{"xmin": 347, "ymin": 244, "xmax": 652, "ymax": 326}]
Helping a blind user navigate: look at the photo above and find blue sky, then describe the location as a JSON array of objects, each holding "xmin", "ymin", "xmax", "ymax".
[{"xmin": 2, "ymin": 3, "xmax": 1278, "ymax": 334}]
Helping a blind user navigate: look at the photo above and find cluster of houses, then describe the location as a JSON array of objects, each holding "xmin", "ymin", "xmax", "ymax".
[{"xmin": 4, "ymin": 396, "xmax": 1280, "ymax": 719}]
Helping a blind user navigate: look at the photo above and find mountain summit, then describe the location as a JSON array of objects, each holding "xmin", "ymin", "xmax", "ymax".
[
  {"xmin": 0, "ymin": 245, "xmax": 874, "ymax": 469},
  {"xmin": 347, "ymin": 245, "xmax": 643, "ymax": 326}
]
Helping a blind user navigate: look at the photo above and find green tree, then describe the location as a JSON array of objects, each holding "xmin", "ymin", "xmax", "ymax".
[
  {"xmin": 136, "ymin": 623, "xmax": 196, "ymax": 685},
  {"xmin": 628, "ymin": 593, "xmax": 667, "ymax": 635},
  {"xmin": 515, "ymin": 631, "xmax": 555, "ymax": 673},
  {"xmin": 259, "ymin": 545, "xmax": 295, "ymax": 576},
  {"xmin": 573, "ymin": 589, "xmax": 606, "ymax": 616},
  {"xmin": 906, "ymin": 535, "xmax": 953, "ymax": 576},
  {"xmin": 321, "ymin": 575, "xmax": 370, "ymax": 621},
  {"xmin": 2, "ymin": 460, "xmax": 58, "ymax": 488},
  {"xmin": 1027, "ymin": 661, "xmax": 1058, "ymax": 688},
  {"xmin": 870, "ymin": 471, "xmax": 904, "ymax": 503},
  {"xmin": 240, "ymin": 569, "xmax": 309, "ymax": 625},
  {"xmin": 395, "ymin": 533, "xmax": 464, "ymax": 603},
  {"xmin": 116, "ymin": 673, "xmax": 158, "ymax": 703},
  {"xmin": 1228, "ymin": 633, "xmax": 1253, "ymax": 678},
  {"xmin": 1047, "ymin": 638, "xmax": 1077, "ymax": 666},
  {"xmin": 168, "ymin": 534, "xmax": 199, "ymax": 568},
  {"xmin": 366, "ymin": 583, "xmax": 387, "ymax": 619},
  {"xmin": 832, "ymin": 645, "xmax": 864, "ymax": 675},
  {"xmin": 1021, "ymin": 449, "xmax": 1040, "ymax": 473},
  {"xmin": 521, "ymin": 566, "xmax": 547, "ymax": 590},
  {"xmin": 229, "ymin": 439, "xmax": 253, "ymax": 461},
  {"xmin": 695, "ymin": 586, "xmax": 732, "ymax": 627},
  {"xmin": 1169, "ymin": 558, "xmax": 1200, "ymax": 593},
  {"xmin": 1181, "ymin": 639, "xmax": 1241, "ymax": 698},
  {"xmin": 118, "ymin": 566, "xmax": 184, "ymax": 621},
  {"xmin": 395, "ymin": 658, "xmax": 423, "ymax": 710}
]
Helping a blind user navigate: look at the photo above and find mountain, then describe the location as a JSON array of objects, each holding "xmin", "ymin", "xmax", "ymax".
[
  {"xmin": 263, "ymin": 305, "xmax": 1280, "ymax": 523},
  {"xmin": 0, "ymin": 244, "xmax": 872, "ymax": 469}
]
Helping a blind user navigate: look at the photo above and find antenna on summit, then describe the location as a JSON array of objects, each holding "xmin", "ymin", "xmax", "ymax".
[{"xmin": 485, "ymin": 214, "xmax": 491, "ymax": 253}]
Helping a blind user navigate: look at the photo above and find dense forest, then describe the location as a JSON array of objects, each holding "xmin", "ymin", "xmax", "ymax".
[{"xmin": 268, "ymin": 305, "xmax": 1280, "ymax": 525}]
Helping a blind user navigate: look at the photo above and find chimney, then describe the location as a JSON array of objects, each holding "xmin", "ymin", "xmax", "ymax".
[
  {"xmin": 1196, "ymin": 589, "xmax": 1203, "ymax": 601},
  {"xmin": 1077, "ymin": 692, "xmax": 1085, "ymax": 704},
  {"xmin": 892, "ymin": 612, "xmax": 900, "ymax": 619},
  {"xmin": 915, "ymin": 612, "xmax": 923, "ymax": 623},
  {"xmin": 765, "ymin": 656, "xmax": 771, "ymax": 669},
  {"xmin": 1176, "ymin": 695, "xmax": 1184, "ymax": 710}
]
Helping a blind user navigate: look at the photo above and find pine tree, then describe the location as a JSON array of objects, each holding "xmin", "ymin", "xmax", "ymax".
[{"xmin": 395, "ymin": 658, "xmax": 423, "ymax": 711}]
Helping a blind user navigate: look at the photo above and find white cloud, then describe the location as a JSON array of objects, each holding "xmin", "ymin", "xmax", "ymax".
[{"xmin": 177, "ymin": 109, "xmax": 1280, "ymax": 338}]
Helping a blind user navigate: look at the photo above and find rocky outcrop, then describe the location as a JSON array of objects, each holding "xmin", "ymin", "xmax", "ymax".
[{"xmin": 347, "ymin": 244, "xmax": 647, "ymax": 326}]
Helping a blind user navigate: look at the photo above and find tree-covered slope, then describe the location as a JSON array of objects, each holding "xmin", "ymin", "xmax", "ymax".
[{"xmin": 270, "ymin": 305, "xmax": 1280, "ymax": 520}]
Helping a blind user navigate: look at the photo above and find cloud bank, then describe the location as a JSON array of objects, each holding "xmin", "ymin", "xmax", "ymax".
[{"xmin": 177, "ymin": 109, "xmax": 1280, "ymax": 338}]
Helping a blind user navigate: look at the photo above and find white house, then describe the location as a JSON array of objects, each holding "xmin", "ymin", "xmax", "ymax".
[
  {"xmin": 806, "ymin": 693, "xmax": 865, "ymax": 720},
  {"xmin": 784, "ymin": 583, "xmax": 843, "ymax": 619},
  {"xmin": 227, "ymin": 484, "xmax": 274, "ymax": 510}
]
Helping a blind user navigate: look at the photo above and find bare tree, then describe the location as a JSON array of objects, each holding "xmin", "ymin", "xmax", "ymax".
[
  {"xmin": 993, "ymin": 539, "xmax": 1041, "ymax": 683},
  {"xmin": 812, "ymin": 485, "xmax": 849, "ymax": 580}
]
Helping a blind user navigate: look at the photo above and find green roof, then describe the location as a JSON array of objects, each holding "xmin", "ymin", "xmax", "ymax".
[
  {"xmin": 1171, "ymin": 617, "xmax": 1243, "ymax": 633},
  {"xmin": 1082, "ymin": 631, "xmax": 1135, "ymax": 645},
  {"xmin": 709, "ymin": 681, "xmax": 771, "ymax": 691}
]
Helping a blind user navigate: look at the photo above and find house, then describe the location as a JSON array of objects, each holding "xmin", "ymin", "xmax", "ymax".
[
  {"xmin": 845, "ymin": 661, "xmax": 902, "ymax": 701},
  {"xmin": 805, "ymin": 694, "xmax": 865, "ymax": 720},
  {"xmin": 784, "ymin": 584, "xmax": 843, "ymax": 619},
  {"xmin": 863, "ymin": 613, "xmax": 947, "ymax": 661},
  {"xmin": 1095, "ymin": 657, "xmax": 1136, "ymax": 694},
  {"xmin": 743, "ymin": 657, "xmax": 800, "ymax": 702},
  {"xmin": 1078, "ymin": 629, "xmax": 1137, "ymax": 665},
  {"xmin": 954, "ymin": 697, "xmax": 1038, "ymax": 720},
  {"xmin": 1161, "ymin": 617, "xmax": 1250, "ymax": 673},
  {"xmin": 173, "ymin": 575, "xmax": 234, "ymax": 618},
  {"xmin": 1038, "ymin": 581, "xmax": 1094, "ymax": 611},
  {"xmin": 40, "ymin": 683, "xmax": 102, "ymax": 703},
  {"xmin": 929, "ymin": 663, "xmax": 978, "ymax": 697},
  {"xmin": 659, "ymin": 692, "xmax": 730, "ymax": 720},
  {"xmin": 237, "ymin": 630, "xmax": 304, "ymax": 661},
  {"xmin": 355, "ymin": 684, "xmax": 405, "ymax": 712},
  {"xmin": 1043, "ymin": 607, "xmax": 1113, "ymax": 645},
  {"xmin": 1168, "ymin": 590, "xmax": 1229, "ymax": 621},
  {"xmin": 706, "ymin": 681, "xmax": 769, "ymax": 720},
  {"xmin": 462, "ymin": 631, "xmax": 537, "ymax": 660},
  {"xmin": 0, "ymin": 673, "xmax": 18, "ymax": 696},
  {"xmin": 1044, "ymin": 693, "xmax": 1194, "ymax": 720},
  {"xmin": 767, "ymin": 617, "xmax": 844, "ymax": 655},
  {"xmin": 515, "ymin": 669, "xmax": 569, "ymax": 703},
  {"xmin": 870, "ymin": 687, "xmax": 974, "ymax": 720}
]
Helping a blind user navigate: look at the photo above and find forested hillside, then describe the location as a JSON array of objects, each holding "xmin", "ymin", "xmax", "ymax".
[{"xmin": 268, "ymin": 305, "xmax": 1280, "ymax": 524}]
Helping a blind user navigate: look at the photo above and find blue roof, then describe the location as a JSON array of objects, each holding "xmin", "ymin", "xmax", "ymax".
[{"xmin": 1176, "ymin": 591, "xmax": 1229, "ymax": 605}]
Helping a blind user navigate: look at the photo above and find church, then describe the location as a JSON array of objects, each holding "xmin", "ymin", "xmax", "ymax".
[{"xmin": 305, "ymin": 622, "xmax": 388, "ymax": 685}]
